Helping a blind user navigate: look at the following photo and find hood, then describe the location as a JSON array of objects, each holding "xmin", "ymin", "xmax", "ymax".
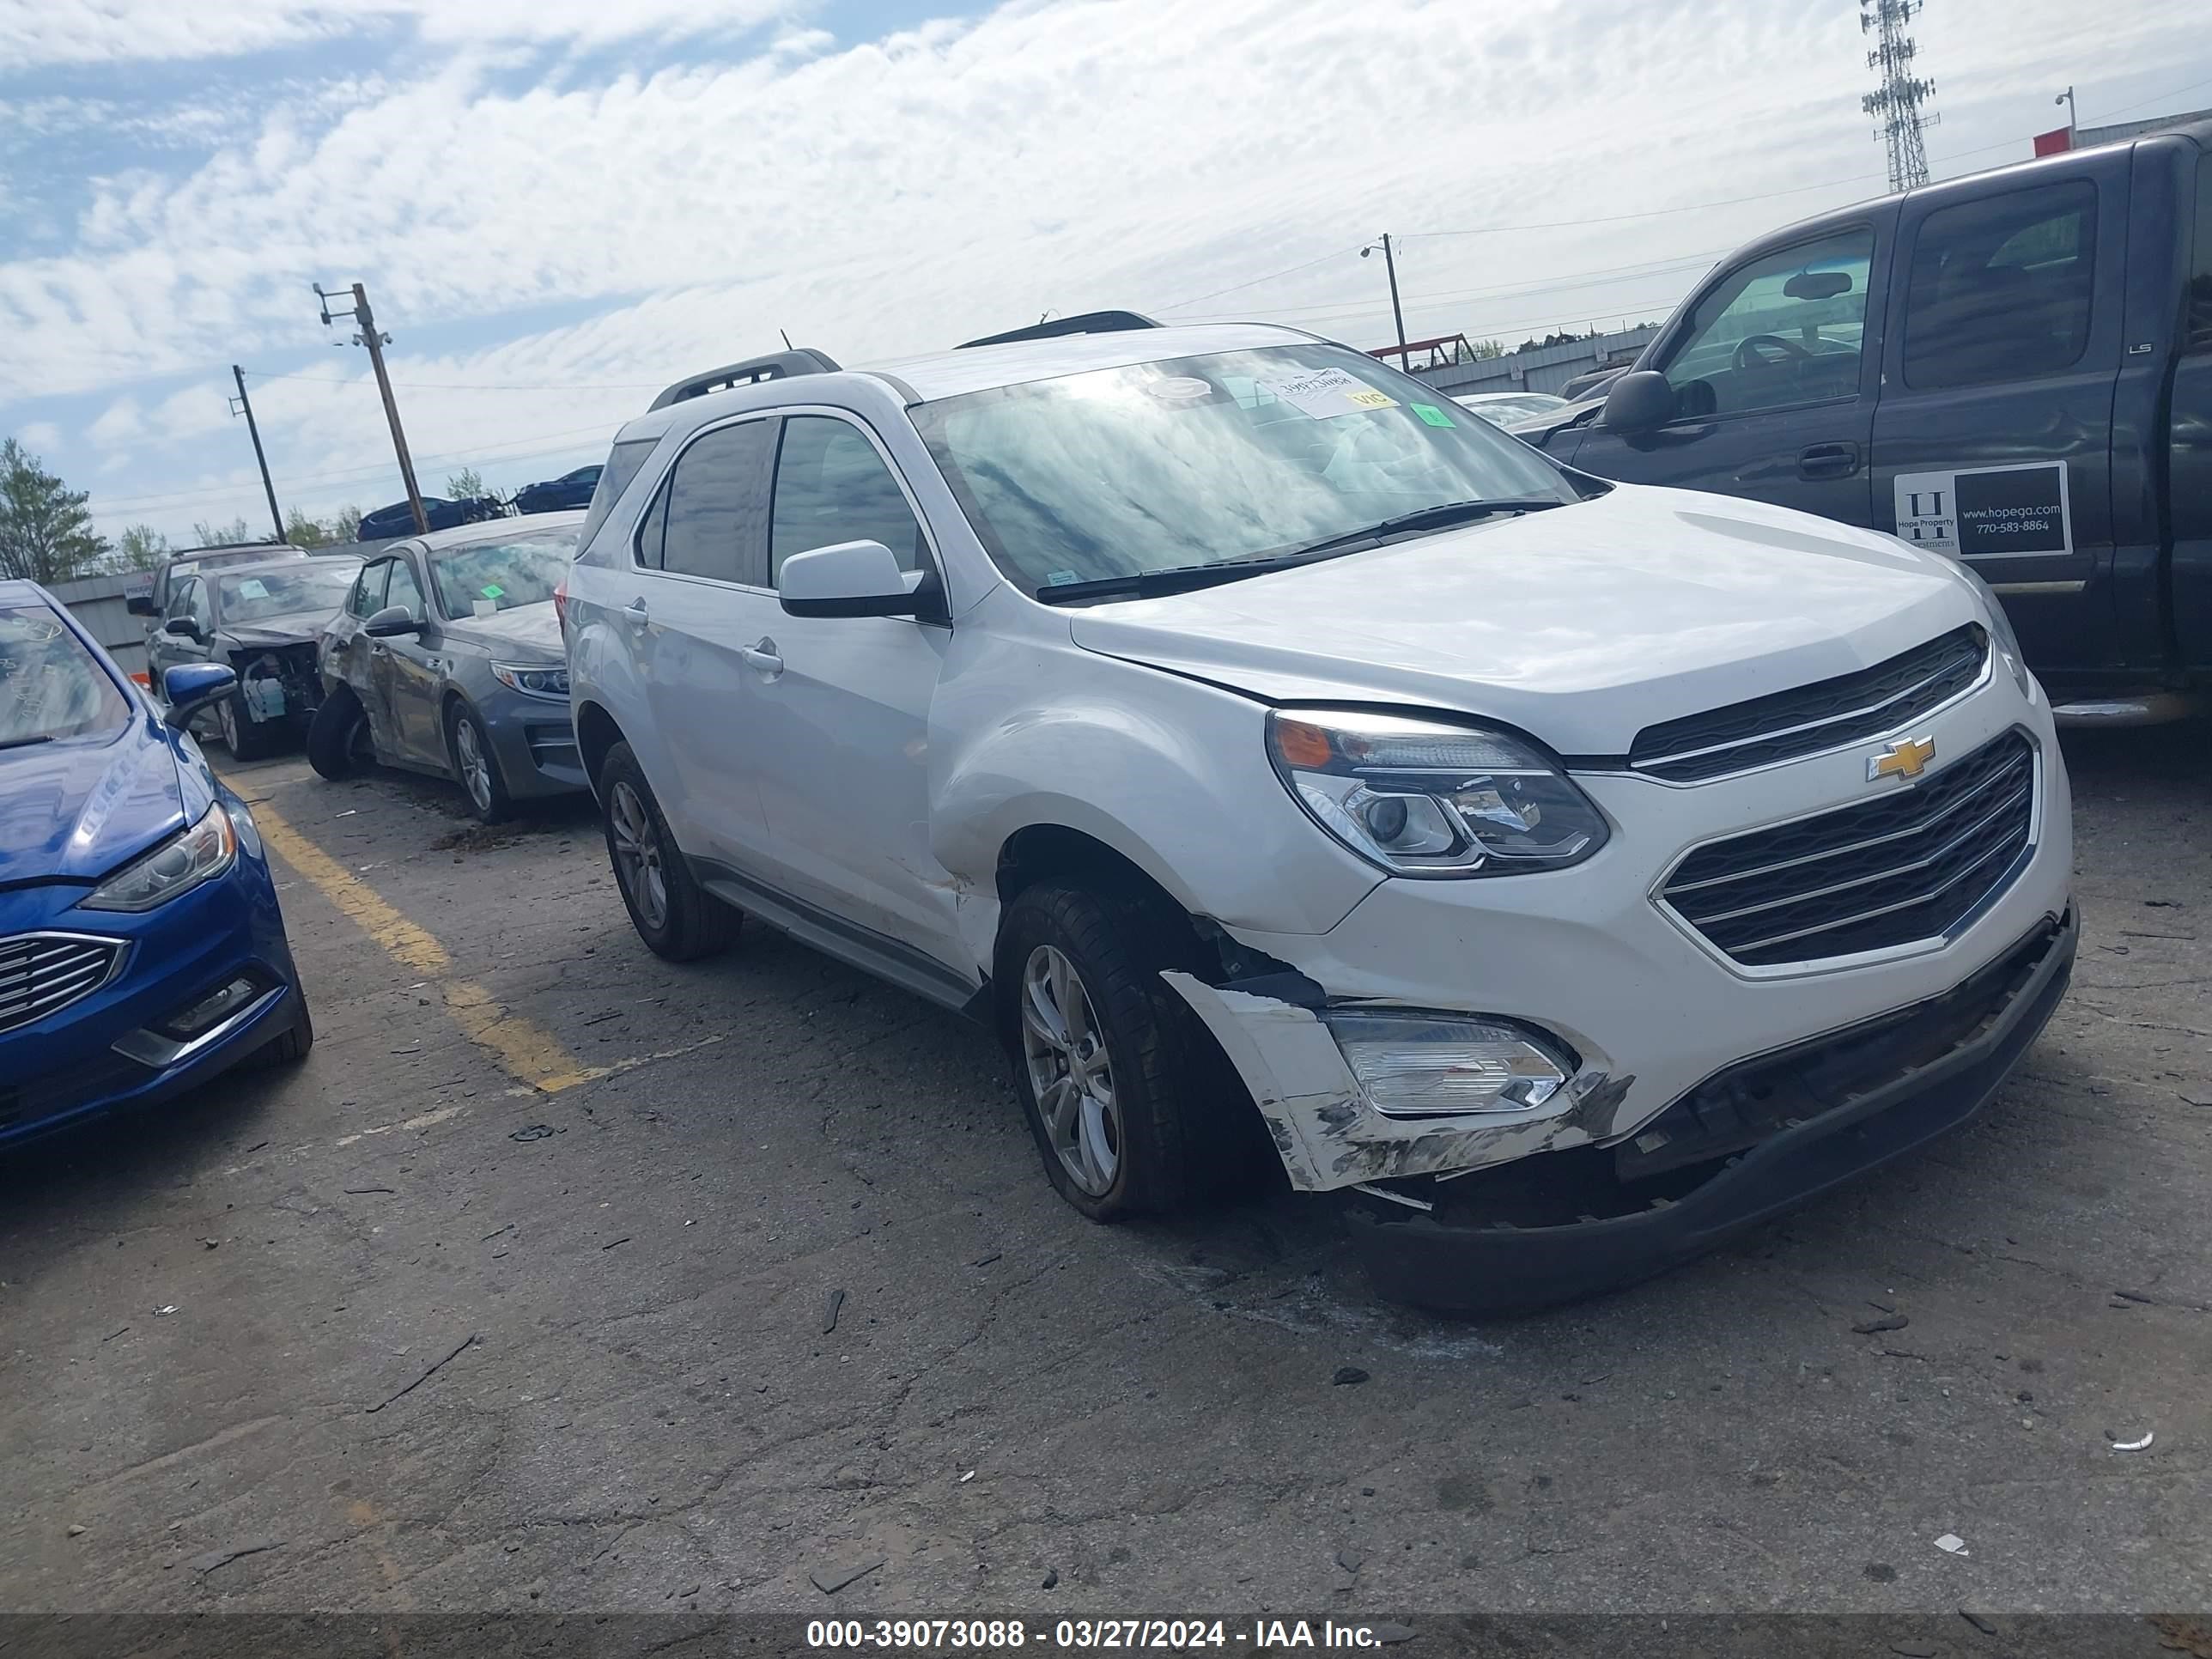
[
  {"xmin": 222, "ymin": 608, "xmax": 335, "ymax": 650},
  {"xmin": 437, "ymin": 599, "xmax": 562, "ymax": 657},
  {"xmin": 1065, "ymin": 483, "xmax": 1980, "ymax": 756},
  {"xmin": 0, "ymin": 714, "xmax": 186, "ymax": 884}
]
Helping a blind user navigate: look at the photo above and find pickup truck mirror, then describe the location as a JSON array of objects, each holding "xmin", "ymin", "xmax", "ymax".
[
  {"xmin": 1601, "ymin": 370, "xmax": 1677, "ymax": 434},
  {"xmin": 161, "ymin": 662, "xmax": 237, "ymax": 731},
  {"xmin": 162, "ymin": 616, "xmax": 204, "ymax": 641},
  {"xmin": 127, "ymin": 593, "xmax": 156, "ymax": 617},
  {"xmin": 363, "ymin": 605, "xmax": 421, "ymax": 638},
  {"xmin": 779, "ymin": 540, "xmax": 924, "ymax": 619}
]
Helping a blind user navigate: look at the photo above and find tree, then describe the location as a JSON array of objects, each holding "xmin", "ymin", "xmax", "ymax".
[
  {"xmin": 284, "ymin": 507, "xmax": 334, "ymax": 548},
  {"xmin": 1468, "ymin": 338, "xmax": 1506, "ymax": 361},
  {"xmin": 115, "ymin": 524, "xmax": 169, "ymax": 570},
  {"xmin": 333, "ymin": 503, "xmax": 363, "ymax": 543},
  {"xmin": 447, "ymin": 467, "xmax": 485, "ymax": 501},
  {"xmin": 0, "ymin": 437, "xmax": 109, "ymax": 584},
  {"xmin": 191, "ymin": 516, "xmax": 253, "ymax": 548}
]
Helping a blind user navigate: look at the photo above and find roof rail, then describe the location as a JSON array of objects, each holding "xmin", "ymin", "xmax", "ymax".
[
  {"xmin": 648, "ymin": 348, "xmax": 842, "ymax": 411},
  {"xmin": 957, "ymin": 310, "xmax": 1164, "ymax": 349}
]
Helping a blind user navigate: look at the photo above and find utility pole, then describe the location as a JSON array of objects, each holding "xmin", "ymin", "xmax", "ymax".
[
  {"xmin": 1361, "ymin": 234, "xmax": 1407, "ymax": 367},
  {"xmin": 1860, "ymin": 0, "xmax": 1937, "ymax": 194},
  {"xmin": 228, "ymin": 366, "xmax": 284, "ymax": 543},
  {"xmin": 313, "ymin": 281, "xmax": 427, "ymax": 535},
  {"xmin": 2055, "ymin": 85, "xmax": 2076, "ymax": 143}
]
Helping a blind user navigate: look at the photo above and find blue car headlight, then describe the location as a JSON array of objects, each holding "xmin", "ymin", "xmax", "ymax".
[{"xmin": 80, "ymin": 802, "xmax": 237, "ymax": 912}]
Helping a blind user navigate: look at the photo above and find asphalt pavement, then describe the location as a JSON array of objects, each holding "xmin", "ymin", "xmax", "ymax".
[{"xmin": 2, "ymin": 728, "xmax": 2208, "ymax": 1633}]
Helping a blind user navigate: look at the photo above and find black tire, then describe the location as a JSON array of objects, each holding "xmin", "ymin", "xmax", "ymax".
[
  {"xmin": 598, "ymin": 740, "xmax": 740, "ymax": 961},
  {"xmin": 997, "ymin": 881, "xmax": 1224, "ymax": 1221},
  {"xmin": 218, "ymin": 687, "xmax": 284, "ymax": 762},
  {"xmin": 307, "ymin": 685, "xmax": 374, "ymax": 781},
  {"xmin": 444, "ymin": 700, "xmax": 513, "ymax": 823},
  {"xmin": 263, "ymin": 993, "xmax": 314, "ymax": 1065}
]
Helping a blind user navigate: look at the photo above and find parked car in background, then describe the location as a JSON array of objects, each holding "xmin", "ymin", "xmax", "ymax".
[
  {"xmin": 128, "ymin": 540, "xmax": 301, "ymax": 639},
  {"xmin": 309, "ymin": 514, "xmax": 586, "ymax": 821},
  {"xmin": 1450, "ymin": 391, "xmax": 1569, "ymax": 428},
  {"xmin": 1556, "ymin": 362, "xmax": 1631, "ymax": 402},
  {"xmin": 356, "ymin": 496, "xmax": 505, "ymax": 543},
  {"xmin": 562, "ymin": 321, "xmax": 2074, "ymax": 1312},
  {"xmin": 147, "ymin": 556, "xmax": 362, "ymax": 760},
  {"xmin": 0, "ymin": 581, "xmax": 313, "ymax": 1148},
  {"xmin": 1527, "ymin": 114, "xmax": 2212, "ymax": 721},
  {"xmin": 511, "ymin": 465, "xmax": 602, "ymax": 515}
]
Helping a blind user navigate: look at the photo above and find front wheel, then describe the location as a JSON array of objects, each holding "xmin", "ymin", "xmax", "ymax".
[
  {"xmin": 1000, "ymin": 883, "xmax": 1210, "ymax": 1220},
  {"xmin": 598, "ymin": 740, "xmax": 740, "ymax": 961},
  {"xmin": 445, "ymin": 702, "xmax": 512, "ymax": 823},
  {"xmin": 218, "ymin": 687, "xmax": 284, "ymax": 762}
]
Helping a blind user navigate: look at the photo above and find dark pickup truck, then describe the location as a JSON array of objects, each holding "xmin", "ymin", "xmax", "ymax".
[{"xmin": 1524, "ymin": 116, "xmax": 2212, "ymax": 722}]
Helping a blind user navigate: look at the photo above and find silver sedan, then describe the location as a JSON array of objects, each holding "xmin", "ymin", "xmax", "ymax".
[{"xmin": 308, "ymin": 514, "xmax": 586, "ymax": 821}]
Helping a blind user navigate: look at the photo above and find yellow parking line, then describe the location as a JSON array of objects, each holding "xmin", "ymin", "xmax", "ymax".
[{"xmin": 251, "ymin": 799, "xmax": 606, "ymax": 1094}]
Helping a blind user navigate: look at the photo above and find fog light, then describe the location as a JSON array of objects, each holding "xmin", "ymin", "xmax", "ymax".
[
  {"xmin": 1321, "ymin": 1011, "xmax": 1571, "ymax": 1117},
  {"xmin": 155, "ymin": 974, "xmax": 263, "ymax": 1041}
]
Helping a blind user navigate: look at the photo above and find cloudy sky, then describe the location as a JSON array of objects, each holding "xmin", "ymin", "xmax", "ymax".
[{"xmin": 3, "ymin": 0, "xmax": 2207, "ymax": 546}]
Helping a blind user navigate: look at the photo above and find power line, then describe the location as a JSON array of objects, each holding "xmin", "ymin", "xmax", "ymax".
[
  {"xmin": 1176, "ymin": 251, "xmax": 1728, "ymax": 322},
  {"xmin": 245, "ymin": 369, "xmax": 665, "ymax": 392},
  {"xmin": 1153, "ymin": 245, "xmax": 1365, "ymax": 313}
]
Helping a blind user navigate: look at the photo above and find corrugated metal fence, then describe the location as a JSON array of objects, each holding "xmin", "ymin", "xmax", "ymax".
[
  {"xmin": 1413, "ymin": 325, "xmax": 1662, "ymax": 398},
  {"xmin": 50, "ymin": 570, "xmax": 154, "ymax": 679}
]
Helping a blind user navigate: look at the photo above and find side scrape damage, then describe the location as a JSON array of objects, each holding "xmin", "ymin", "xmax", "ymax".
[{"xmin": 1161, "ymin": 971, "xmax": 1632, "ymax": 1193}]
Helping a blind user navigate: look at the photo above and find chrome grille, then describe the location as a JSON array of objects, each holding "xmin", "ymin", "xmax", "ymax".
[
  {"xmin": 1660, "ymin": 731, "xmax": 2036, "ymax": 967},
  {"xmin": 0, "ymin": 933, "xmax": 125, "ymax": 1036},
  {"xmin": 1631, "ymin": 626, "xmax": 1988, "ymax": 783}
]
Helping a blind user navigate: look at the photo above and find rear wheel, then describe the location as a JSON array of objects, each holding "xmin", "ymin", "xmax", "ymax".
[
  {"xmin": 306, "ymin": 685, "xmax": 375, "ymax": 780},
  {"xmin": 445, "ymin": 702, "xmax": 512, "ymax": 823},
  {"xmin": 598, "ymin": 740, "xmax": 740, "ymax": 961},
  {"xmin": 999, "ymin": 882, "xmax": 1214, "ymax": 1220},
  {"xmin": 218, "ymin": 687, "xmax": 284, "ymax": 761}
]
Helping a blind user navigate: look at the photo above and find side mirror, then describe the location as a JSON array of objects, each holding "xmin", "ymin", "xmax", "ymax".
[
  {"xmin": 161, "ymin": 663, "xmax": 236, "ymax": 731},
  {"xmin": 127, "ymin": 593, "xmax": 156, "ymax": 617},
  {"xmin": 162, "ymin": 616, "xmax": 204, "ymax": 641},
  {"xmin": 779, "ymin": 540, "xmax": 923, "ymax": 619},
  {"xmin": 1601, "ymin": 370, "xmax": 1678, "ymax": 434},
  {"xmin": 364, "ymin": 605, "xmax": 421, "ymax": 638}
]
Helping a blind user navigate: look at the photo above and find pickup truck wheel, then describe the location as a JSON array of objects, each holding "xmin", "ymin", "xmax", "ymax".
[
  {"xmin": 1001, "ymin": 883, "xmax": 1201, "ymax": 1219},
  {"xmin": 218, "ymin": 687, "xmax": 283, "ymax": 762},
  {"xmin": 599, "ymin": 740, "xmax": 740, "ymax": 961},
  {"xmin": 307, "ymin": 685, "xmax": 374, "ymax": 780}
]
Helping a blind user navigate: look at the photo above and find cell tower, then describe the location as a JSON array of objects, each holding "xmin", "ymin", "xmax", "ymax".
[{"xmin": 1861, "ymin": 0, "xmax": 1938, "ymax": 192}]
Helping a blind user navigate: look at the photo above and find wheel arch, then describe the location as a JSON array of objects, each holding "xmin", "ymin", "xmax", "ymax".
[{"xmin": 574, "ymin": 699, "xmax": 625, "ymax": 796}]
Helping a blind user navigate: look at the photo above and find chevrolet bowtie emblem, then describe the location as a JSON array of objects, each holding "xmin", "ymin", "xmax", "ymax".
[{"xmin": 1868, "ymin": 735, "xmax": 1936, "ymax": 781}]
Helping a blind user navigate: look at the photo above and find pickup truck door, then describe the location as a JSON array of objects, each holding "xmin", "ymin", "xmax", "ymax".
[
  {"xmin": 1555, "ymin": 221, "xmax": 1886, "ymax": 525},
  {"xmin": 1869, "ymin": 153, "xmax": 2129, "ymax": 677}
]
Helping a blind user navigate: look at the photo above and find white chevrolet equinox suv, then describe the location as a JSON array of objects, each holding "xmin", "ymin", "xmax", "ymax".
[{"xmin": 560, "ymin": 315, "xmax": 2075, "ymax": 1311}]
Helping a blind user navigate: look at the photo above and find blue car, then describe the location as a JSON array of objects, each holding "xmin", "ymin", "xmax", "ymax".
[
  {"xmin": 510, "ymin": 465, "xmax": 601, "ymax": 515},
  {"xmin": 356, "ymin": 495, "xmax": 500, "ymax": 543},
  {"xmin": 0, "ymin": 580, "xmax": 312, "ymax": 1148}
]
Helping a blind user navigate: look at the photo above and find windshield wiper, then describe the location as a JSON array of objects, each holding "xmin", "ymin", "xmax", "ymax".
[
  {"xmin": 1280, "ymin": 497, "xmax": 1569, "ymax": 561},
  {"xmin": 0, "ymin": 734, "xmax": 54, "ymax": 750},
  {"xmin": 1033, "ymin": 551, "xmax": 1357, "ymax": 605}
]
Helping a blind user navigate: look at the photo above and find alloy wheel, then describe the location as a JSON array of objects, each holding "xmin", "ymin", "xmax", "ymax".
[
  {"xmin": 218, "ymin": 696, "xmax": 240, "ymax": 751},
  {"xmin": 608, "ymin": 780, "xmax": 669, "ymax": 933},
  {"xmin": 456, "ymin": 717, "xmax": 494, "ymax": 815},
  {"xmin": 1020, "ymin": 944, "xmax": 1121, "ymax": 1197}
]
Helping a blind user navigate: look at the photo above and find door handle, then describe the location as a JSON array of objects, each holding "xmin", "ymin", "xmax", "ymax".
[
  {"xmin": 738, "ymin": 639, "xmax": 783, "ymax": 677},
  {"xmin": 1797, "ymin": 441, "xmax": 1861, "ymax": 480},
  {"xmin": 623, "ymin": 597, "xmax": 651, "ymax": 629}
]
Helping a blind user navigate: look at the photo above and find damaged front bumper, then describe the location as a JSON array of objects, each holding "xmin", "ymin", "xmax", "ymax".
[{"xmin": 1337, "ymin": 907, "xmax": 2073, "ymax": 1313}]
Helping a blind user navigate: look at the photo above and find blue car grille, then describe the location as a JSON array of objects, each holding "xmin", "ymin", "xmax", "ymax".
[{"xmin": 0, "ymin": 933, "xmax": 125, "ymax": 1036}]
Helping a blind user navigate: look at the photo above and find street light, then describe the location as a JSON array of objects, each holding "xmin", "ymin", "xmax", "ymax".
[
  {"xmin": 1361, "ymin": 236, "xmax": 1407, "ymax": 368},
  {"xmin": 2056, "ymin": 85, "xmax": 2075, "ymax": 141}
]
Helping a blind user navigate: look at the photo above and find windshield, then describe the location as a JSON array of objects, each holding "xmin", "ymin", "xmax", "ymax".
[
  {"xmin": 428, "ymin": 529, "xmax": 577, "ymax": 621},
  {"xmin": 913, "ymin": 345, "xmax": 1577, "ymax": 597},
  {"xmin": 216, "ymin": 562, "xmax": 360, "ymax": 624},
  {"xmin": 0, "ymin": 605, "xmax": 131, "ymax": 746}
]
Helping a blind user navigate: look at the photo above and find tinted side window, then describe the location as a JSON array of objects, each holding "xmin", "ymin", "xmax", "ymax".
[
  {"xmin": 579, "ymin": 436, "xmax": 661, "ymax": 550},
  {"xmin": 185, "ymin": 580, "xmax": 212, "ymax": 629},
  {"xmin": 1903, "ymin": 180, "xmax": 2098, "ymax": 389},
  {"xmin": 386, "ymin": 559, "xmax": 427, "ymax": 617},
  {"xmin": 1660, "ymin": 230, "xmax": 1874, "ymax": 417},
  {"xmin": 769, "ymin": 416, "xmax": 927, "ymax": 584},
  {"xmin": 659, "ymin": 422, "xmax": 775, "ymax": 584},
  {"xmin": 2188, "ymin": 155, "xmax": 2212, "ymax": 355},
  {"xmin": 348, "ymin": 562, "xmax": 388, "ymax": 618}
]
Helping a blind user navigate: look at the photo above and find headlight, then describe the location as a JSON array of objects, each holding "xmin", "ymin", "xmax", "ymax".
[
  {"xmin": 490, "ymin": 661, "xmax": 569, "ymax": 699},
  {"xmin": 1267, "ymin": 708, "xmax": 1608, "ymax": 877},
  {"xmin": 1322, "ymin": 1009, "xmax": 1572, "ymax": 1116},
  {"xmin": 1949, "ymin": 565, "xmax": 2033, "ymax": 698},
  {"xmin": 81, "ymin": 801, "xmax": 237, "ymax": 912}
]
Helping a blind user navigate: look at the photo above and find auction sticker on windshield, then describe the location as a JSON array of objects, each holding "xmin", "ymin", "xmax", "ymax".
[{"xmin": 1260, "ymin": 367, "xmax": 1398, "ymax": 419}]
